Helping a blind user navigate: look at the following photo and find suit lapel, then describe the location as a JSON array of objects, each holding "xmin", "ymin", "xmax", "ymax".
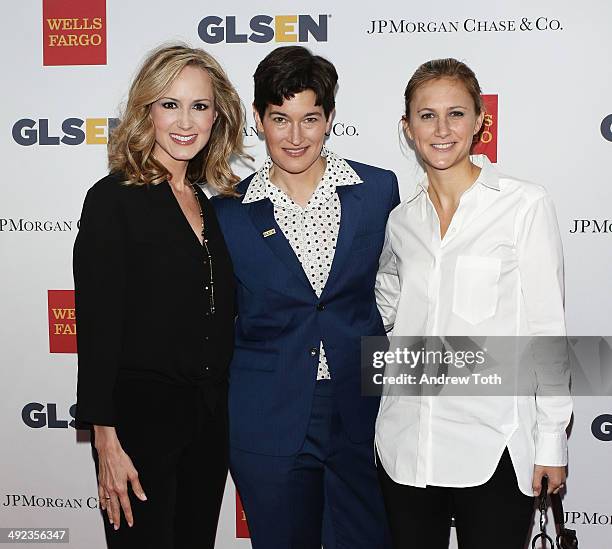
[
  {"xmin": 247, "ymin": 198, "xmax": 314, "ymax": 293},
  {"xmin": 321, "ymin": 184, "xmax": 363, "ymax": 299}
]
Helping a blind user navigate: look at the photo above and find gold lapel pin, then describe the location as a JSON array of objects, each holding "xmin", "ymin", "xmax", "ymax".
[{"xmin": 262, "ymin": 228, "xmax": 276, "ymax": 238}]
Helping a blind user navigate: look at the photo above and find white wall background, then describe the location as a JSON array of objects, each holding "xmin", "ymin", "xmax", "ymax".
[{"xmin": 1, "ymin": 1, "xmax": 611, "ymax": 547}]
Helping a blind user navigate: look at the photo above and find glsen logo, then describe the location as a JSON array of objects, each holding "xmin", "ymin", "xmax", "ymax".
[
  {"xmin": 471, "ymin": 94, "xmax": 498, "ymax": 163},
  {"xmin": 198, "ymin": 15, "xmax": 329, "ymax": 44},
  {"xmin": 236, "ymin": 492, "xmax": 250, "ymax": 538},
  {"xmin": 43, "ymin": 0, "xmax": 107, "ymax": 66},
  {"xmin": 601, "ymin": 114, "xmax": 612, "ymax": 142},
  {"xmin": 3, "ymin": 494, "xmax": 99, "ymax": 509},
  {"xmin": 591, "ymin": 414, "xmax": 612, "ymax": 441},
  {"xmin": 570, "ymin": 220, "xmax": 612, "ymax": 234},
  {"xmin": 48, "ymin": 290, "xmax": 76, "ymax": 353},
  {"xmin": 12, "ymin": 117, "xmax": 119, "ymax": 146},
  {"xmin": 22, "ymin": 403, "xmax": 76, "ymax": 429}
]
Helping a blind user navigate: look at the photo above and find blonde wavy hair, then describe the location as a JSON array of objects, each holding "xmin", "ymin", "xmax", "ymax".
[{"xmin": 109, "ymin": 43, "xmax": 248, "ymax": 195}]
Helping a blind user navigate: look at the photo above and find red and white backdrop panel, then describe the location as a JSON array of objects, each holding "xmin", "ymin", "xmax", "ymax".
[{"xmin": 1, "ymin": 1, "xmax": 611, "ymax": 547}]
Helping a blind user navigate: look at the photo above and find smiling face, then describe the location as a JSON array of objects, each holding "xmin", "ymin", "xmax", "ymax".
[
  {"xmin": 404, "ymin": 77, "xmax": 484, "ymax": 174},
  {"xmin": 254, "ymin": 89, "xmax": 333, "ymax": 181},
  {"xmin": 150, "ymin": 65, "xmax": 217, "ymax": 176}
]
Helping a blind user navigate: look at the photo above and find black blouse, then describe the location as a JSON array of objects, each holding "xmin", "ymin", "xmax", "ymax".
[{"xmin": 73, "ymin": 173, "xmax": 235, "ymax": 426}]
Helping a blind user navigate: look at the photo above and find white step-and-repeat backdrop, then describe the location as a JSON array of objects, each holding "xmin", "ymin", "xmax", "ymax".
[{"xmin": 1, "ymin": 1, "xmax": 611, "ymax": 547}]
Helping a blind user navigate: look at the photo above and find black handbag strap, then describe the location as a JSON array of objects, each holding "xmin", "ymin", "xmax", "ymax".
[
  {"xmin": 550, "ymin": 491, "xmax": 565, "ymax": 528},
  {"xmin": 533, "ymin": 478, "xmax": 555, "ymax": 548},
  {"xmin": 550, "ymin": 489, "xmax": 578, "ymax": 549},
  {"xmin": 532, "ymin": 477, "xmax": 579, "ymax": 549}
]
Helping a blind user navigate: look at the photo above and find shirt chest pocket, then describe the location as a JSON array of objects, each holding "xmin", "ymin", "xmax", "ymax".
[{"xmin": 452, "ymin": 255, "xmax": 501, "ymax": 325}]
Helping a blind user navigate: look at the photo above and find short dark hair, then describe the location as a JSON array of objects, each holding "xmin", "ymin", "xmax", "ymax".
[{"xmin": 253, "ymin": 46, "xmax": 338, "ymax": 120}]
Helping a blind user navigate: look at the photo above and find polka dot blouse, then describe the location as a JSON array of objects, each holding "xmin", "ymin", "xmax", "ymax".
[{"xmin": 243, "ymin": 147, "xmax": 363, "ymax": 379}]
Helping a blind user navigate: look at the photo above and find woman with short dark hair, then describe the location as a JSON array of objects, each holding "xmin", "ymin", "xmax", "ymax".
[{"xmin": 213, "ymin": 45, "xmax": 398, "ymax": 548}]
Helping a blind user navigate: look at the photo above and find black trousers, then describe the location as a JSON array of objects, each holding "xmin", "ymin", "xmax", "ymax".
[
  {"xmin": 377, "ymin": 449, "xmax": 535, "ymax": 549},
  {"xmin": 93, "ymin": 378, "xmax": 228, "ymax": 549}
]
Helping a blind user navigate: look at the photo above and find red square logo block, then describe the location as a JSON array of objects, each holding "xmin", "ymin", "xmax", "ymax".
[
  {"xmin": 43, "ymin": 0, "xmax": 107, "ymax": 66},
  {"xmin": 236, "ymin": 491, "xmax": 251, "ymax": 538},
  {"xmin": 48, "ymin": 290, "xmax": 77, "ymax": 353},
  {"xmin": 471, "ymin": 94, "xmax": 498, "ymax": 163}
]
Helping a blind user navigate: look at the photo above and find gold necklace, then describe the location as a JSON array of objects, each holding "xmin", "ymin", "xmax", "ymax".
[{"xmin": 191, "ymin": 184, "xmax": 215, "ymax": 315}]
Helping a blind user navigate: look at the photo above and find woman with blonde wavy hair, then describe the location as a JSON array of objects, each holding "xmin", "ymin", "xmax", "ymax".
[{"xmin": 73, "ymin": 43, "xmax": 247, "ymax": 548}]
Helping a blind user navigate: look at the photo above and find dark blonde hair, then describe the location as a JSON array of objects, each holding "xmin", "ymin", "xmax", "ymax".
[
  {"xmin": 404, "ymin": 58, "xmax": 483, "ymax": 119},
  {"xmin": 109, "ymin": 43, "xmax": 247, "ymax": 195}
]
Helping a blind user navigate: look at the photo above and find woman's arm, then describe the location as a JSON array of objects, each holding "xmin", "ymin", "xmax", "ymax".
[
  {"xmin": 93, "ymin": 425, "xmax": 146, "ymax": 528},
  {"xmin": 515, "ymin": 190, "xmax": 573, "ymax": 494},
  {"xmin": 375, "ymin": 220, "xmax": 401, "ymax": 333},
  {"xmin": 74, "ymin": 180, "xmax": 127, "ymax": 426},
  {"xmin": 74, "ymin": 179, "xmax": 146, "ymax": 526}
]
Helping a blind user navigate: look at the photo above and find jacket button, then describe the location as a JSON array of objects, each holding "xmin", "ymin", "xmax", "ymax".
[
  {"xmin": 316, "ymin": 303, "xmax": 325, "ymax": 311},
  {"xmin": 309, "ymin": 347, "xmax": 318, "ymax": 356}
]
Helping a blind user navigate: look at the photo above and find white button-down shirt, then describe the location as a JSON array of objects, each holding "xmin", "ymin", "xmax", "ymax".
[
  {"xmin": 243, "ymin": 148, "xmax": 362, "ymax": 379},
  {"xmin": 375, "ymin": 156, "xmax": 572, "ymax": 495}
]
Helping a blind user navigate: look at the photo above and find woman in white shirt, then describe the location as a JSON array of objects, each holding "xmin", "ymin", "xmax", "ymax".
[{"xmin": 375, "ymin": 58, "xmax": 572, "ymax": 548}]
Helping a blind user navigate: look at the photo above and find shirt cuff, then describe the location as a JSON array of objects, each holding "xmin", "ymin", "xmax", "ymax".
[{"xmin": 534, "ymin": 430, "xmax": 568, "ymax": 466}]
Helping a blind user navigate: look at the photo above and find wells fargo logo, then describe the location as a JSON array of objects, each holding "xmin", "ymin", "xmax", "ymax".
[
  {"xmin": 235, "ymin": 491, "xmax": 250, "ymax": 538},
  {"xmin": 48, "ymin": 290, "xmax": 76, "ymax": 353},
  {"xmin": 471, "ymin": 94, "xmax": 498, "ymax": 163},
  {"xmin": 198, "ymin": 15, "xmax": 329, "ymax": 44},
  {"xmin": 43, "ymin": 0, "xmax": 107, "ymax": 66}
]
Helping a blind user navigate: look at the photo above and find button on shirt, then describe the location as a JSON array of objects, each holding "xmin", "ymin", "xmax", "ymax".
[
  {"xmin": 374, "ymin": 156, "xmax": 572, "ymax": 496},
  {"xmin": 242, "ymin": 148, "xmax": 362, "ymax": 379}
]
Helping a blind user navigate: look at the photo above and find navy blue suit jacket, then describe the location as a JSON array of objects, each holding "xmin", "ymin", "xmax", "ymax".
[{"xmin": 213, "ymin": 160, "xmax": 399, "ymax": 456}]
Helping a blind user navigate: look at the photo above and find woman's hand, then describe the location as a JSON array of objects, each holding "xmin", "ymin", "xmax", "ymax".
[
  {"xmin": 533, "ymin": 464, "xmax": 566, "ymax": 496},
  {"xmin": 93, "ymin": 425, "xmax": 147, "ymax": 529}
]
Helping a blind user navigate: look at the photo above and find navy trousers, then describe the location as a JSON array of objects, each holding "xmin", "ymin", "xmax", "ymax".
[{"xmin": 230, "ymin": 381, "xmax": 391, "ymax": 548}]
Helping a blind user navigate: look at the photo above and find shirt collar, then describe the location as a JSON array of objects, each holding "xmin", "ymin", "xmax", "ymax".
[
  {"xmin": 406, "ymin": 154, "xmax": 500, "ymax": 204},
  {"xmin": 242, "ymin": 146, "xmax": 362, "ymax": 205}
]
